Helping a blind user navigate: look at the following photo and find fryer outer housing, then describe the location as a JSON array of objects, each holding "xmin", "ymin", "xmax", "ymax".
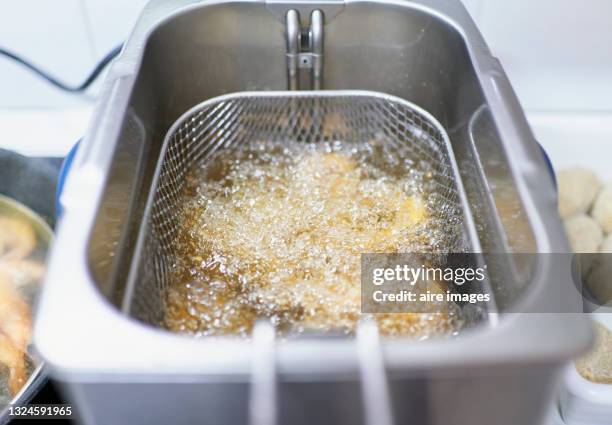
[{"xmin": 34, "ymin": 1, "xmax": 592, "ymax": 424}]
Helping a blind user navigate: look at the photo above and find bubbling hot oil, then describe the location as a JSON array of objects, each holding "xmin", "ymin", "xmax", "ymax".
[{"xmin": 164, "ymin": 139, "xmax": 464, "ymax": 338}]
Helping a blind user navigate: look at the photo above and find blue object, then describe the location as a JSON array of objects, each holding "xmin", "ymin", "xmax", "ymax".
[
  {"xmin": 55, "ymin": 140, "xmax": 80, "ymax": 216},
  {"xmin": 537, "ymin": 142, "xmax": 556, "ymax": 189}
]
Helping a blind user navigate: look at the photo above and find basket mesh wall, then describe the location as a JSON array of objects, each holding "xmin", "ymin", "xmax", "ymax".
[{"xmin": 127, "ymin": 92, "xmax": 470, "ymax": 325}]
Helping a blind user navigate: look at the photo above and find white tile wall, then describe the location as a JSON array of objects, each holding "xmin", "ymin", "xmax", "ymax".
[
  {"xmin": 477, "ymin": 0, "xmax": 612, "ymax": 112},
  {"xmin": 0, "ymin": 0, "xmax": 147, "ymax": 108},
  {"xmin": 0, "ymin": 0, "xmax": 611, "ymax": 158},
  {"xmin": 0, "ymin": 0, "xmax": 612, "ymax": 179},
  {"xmin": 460, "ymin": 0, "xmax": 483, "ymax": 22},
  {"xmin": 83, "ymin": 0, "xmax": 149, "ymax": 56},
  {"xmin": 2, "ymin": 0, "xmax": 611, "ymax": 111},
  {"xmin": 0, "ymin": 0, "xmax": 96, "ymax": 108}
]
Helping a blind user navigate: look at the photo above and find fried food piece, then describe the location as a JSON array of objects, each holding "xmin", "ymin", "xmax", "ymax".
[
  {"xmin": 297, "ymin": 152, "xmax": 360, "ymax": 192},
  {"xmin": 316, "ymin": 151, "xmax": 356, "ymax": 174},
  {"xmin": 0, "ymin": 333, "xmax": 27, "ymax": 396},
  {"xmin": 0, "ymin": 272, "xmax": 31, "ymax": 396},
  {"xmin": 0, "ymin": 272, "xmax": 31, "ymax": 353},
  {"xmin": 0, "ymin": 209, "xmax": 43, "ymax": 400},
  {"xmin": 0, "ymin": 260, "xmax": 45, "ymax": 288},
  {"xmin": 0, "ymin": 217, "xmax": 36, "ymax": 261},
  {"xmin": 363, "ymin": 192, "xmax": 428, "ymax": 251},
  {"xmin": 396, "ymin": 196, "xmax": 428, "ymax": 228}
]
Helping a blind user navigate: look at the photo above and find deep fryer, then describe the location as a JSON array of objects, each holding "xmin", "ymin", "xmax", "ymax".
[{"xmin": 34, "ymin": 1, "xmax": 592, "ymax": 424}]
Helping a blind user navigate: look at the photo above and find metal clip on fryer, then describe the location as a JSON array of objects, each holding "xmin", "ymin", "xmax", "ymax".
[{"xmin": 286, "ymin": 9, "xmax": 324, "ymax": 90}]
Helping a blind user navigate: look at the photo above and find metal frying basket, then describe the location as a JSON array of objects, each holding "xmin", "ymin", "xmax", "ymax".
[{"xmin": 125, "ymin": 91, "xmax": 480, "ymax": 327}]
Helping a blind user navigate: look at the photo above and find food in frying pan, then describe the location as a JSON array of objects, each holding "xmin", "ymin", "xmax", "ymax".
[
  {"xmin": 164, "ymin": 140, "xmax": 464, "ymax": 338},
  {"xmin": 0, "ymin": 274, "xmax": 31, "ymax": 396},
  {"xmin": 0, "ymin": 217, "xmax": 36, "ymax": 262},
  {"xmin": 0, "ymin": 200, "xmax": 48, "ymax": 405}
]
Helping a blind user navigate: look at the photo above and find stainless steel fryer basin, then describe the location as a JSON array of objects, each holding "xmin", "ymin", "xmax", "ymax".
[{"xmin": 34, "ymin": 1, "xmax": 592, "ymax": 425}]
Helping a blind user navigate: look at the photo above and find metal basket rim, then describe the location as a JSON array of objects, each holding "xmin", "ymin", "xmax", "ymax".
[
  {"xmin": 122, "ymin": 89, "xmax": 484, "ymax": 319},
  {"xmin": 163, "ymin": 90, "xmax": 450, "ymax": 153}
]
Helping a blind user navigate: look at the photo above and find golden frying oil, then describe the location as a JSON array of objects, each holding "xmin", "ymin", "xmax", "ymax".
[{"xmin": 164, "ymin": 140, "xmax": 463, "ymax": 338}]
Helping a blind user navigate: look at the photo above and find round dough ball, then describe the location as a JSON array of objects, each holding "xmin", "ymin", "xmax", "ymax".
[
  {"xmin": 601, "ymin": 233, "xmax": 612, "ymax": 253},
  {"xmin": 575, "ymin": 322, "xmax": 612, "ymax": 383},
  {"xmin": 564, "ymin": 214, "xmax": 603, "ymax": 253},
  {"xmin": 557, "ymin": 168, "xmax": 601, "ymax": 218},
  {"xmin": 585, "ymin": 235, "xmax": 612, "ymax": 305},
  {"xmin": 592, "ymin": 184, "xmax": 612, "ymax": 234}
]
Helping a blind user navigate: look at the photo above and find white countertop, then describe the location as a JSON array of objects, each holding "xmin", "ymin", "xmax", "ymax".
[{"xmin": 0, "ymin": 106, "xmax": 93, "ymax": 157}]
